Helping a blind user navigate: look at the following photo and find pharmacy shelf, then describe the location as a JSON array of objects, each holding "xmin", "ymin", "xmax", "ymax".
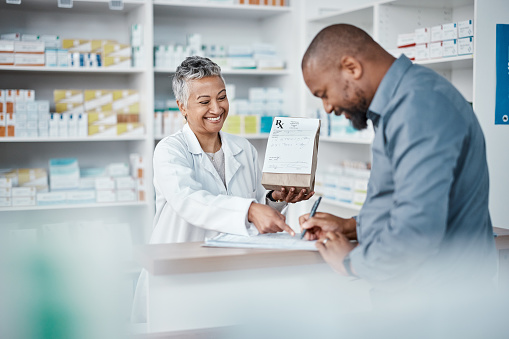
[
  {"xmin": 155, "ymin": 134, "xmax": 268, "ymax": 141},
  {"xmin": 0, "ymin": 0, "xmax": 145, "ymax": 13},
  {"xmin": 320, "ymin": 136, "xmax": 373, "ymax": 145},
  {"xmin": 307, "ymin": 1, "xmax": 391, "ymax": 24},
  {"xmin": 154, "ymin": 68, "xmax": 290, "ymax": 76},
  {"xmin": 0, "ymin": 201, "xmax": 148, "ymax": 212},
  {"xmin": 392, "ymin": 0, "xmax": 473, "ymax": 8},
  {"xmin": 0, "ymin": 136, "xmax": 147, "ymax": 142},
  {"xmin": 414, "ymin": 55, "xmax": 474, "ymax": 71},
  {"xmin": 153, "ymin": 1, "xmax": 291, "ymax": 19},
  {"xmin": 0, "ymin": 66, "xmax": 146, "ymax": 74},
  {"xmin": 321, "ymin": 197, "xmax": 363, "ymax": 211}
]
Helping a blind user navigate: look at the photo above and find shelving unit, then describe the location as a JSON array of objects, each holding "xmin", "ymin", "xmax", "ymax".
[
  {"xmin": 2, "ymin": 0, "xmax": 507, "ymax": 252},
  {"xmin": 0, "ymin": 201, "xmax": 147, "ymax": 212},
  {"xmin": 0, "ymin": 0, "xmax": 155, "ymax": 245},
  {"xmin": 0, "ymin": 136, "xmax": 147, "ymax": 142},
  {"xmin": 0, "ymin": 66, "xmax": 146, "ymax": 73},
  {"xmin": 154, "ymin": 68, "xmax": 290, "ymax": 76}
]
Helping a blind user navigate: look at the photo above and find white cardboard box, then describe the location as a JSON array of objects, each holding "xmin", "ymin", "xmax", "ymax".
[
  {"xmin": 431, "ymin": 25, "xmax": 443, "ymax": 43},
  {"xmin": 415, "ymin": 27, "xmax": 430, "ymax": 44},
  {"xmin": 458, "ymin": 20, "xmax": 474, "ymax": 38},
  {"xmin": 458, "ymin": 37, "xmax": 474, "ymax": 55},
  {"xmin": 429, "ymin": 41, "xmax": 443, "ymax": 59},
  {"xmin": 442, "ymin": 22, "xmax": 458, "ymax": 41},
  {"xmin": 443, "ymin": 39, "xmax": 458, "ymax": 57}
]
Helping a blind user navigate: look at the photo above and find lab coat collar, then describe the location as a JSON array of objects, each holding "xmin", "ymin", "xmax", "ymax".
[
  {"xmin": 182, "ymin": 123, "xmax": 243, "ymax": 190},
  {"xmin": 182, "ymin": 123, "xmax": 243, "ymax": 156}
]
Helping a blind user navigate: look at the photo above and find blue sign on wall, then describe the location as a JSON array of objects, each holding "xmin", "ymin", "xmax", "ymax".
[{"xmin": 495, "ymin": 24, "xmax": 509, "ymax": 124}]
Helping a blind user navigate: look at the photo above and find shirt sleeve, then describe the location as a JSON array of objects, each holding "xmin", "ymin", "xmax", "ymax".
[
  {"xmin": 349, "ymin": 90, "xmax": 468, "ymax": 282},
  {"xmin": 154, "ymin": 139, "xmax": 255, "ymax": 236}
]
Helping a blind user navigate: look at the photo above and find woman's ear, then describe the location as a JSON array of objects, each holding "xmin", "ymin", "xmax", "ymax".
[
  {"xmin": 340, "ymin": 55, "xmax": 363, "ymax": 80},
  {"xmin": 176, "ymin": 100, "xmax": 187, "ymax": 119}
]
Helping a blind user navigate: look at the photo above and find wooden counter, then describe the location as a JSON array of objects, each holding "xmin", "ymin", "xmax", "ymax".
[{"xmin": 134, "ymin": 241, "xmax": 324, "ymax": 276}]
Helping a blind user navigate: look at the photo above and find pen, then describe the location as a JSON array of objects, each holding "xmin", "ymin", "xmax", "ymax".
[{"xmin": 301, "ymin": 196, "xmax": 322, "ymax": 240}]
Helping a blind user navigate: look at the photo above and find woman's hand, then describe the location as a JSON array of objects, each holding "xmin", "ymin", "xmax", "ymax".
[
  {"xmin": 248, "ymin": 202, "xmax": 295, "ymax": 236},
  {"xmin": 271, "ymin": 187, "xmax": 315, "ymax": 204}
]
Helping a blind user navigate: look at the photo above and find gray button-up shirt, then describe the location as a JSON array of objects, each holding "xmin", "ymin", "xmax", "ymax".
[{"xmin": 349, "ymin": 55, "xmax": 496, "ymax": 292}]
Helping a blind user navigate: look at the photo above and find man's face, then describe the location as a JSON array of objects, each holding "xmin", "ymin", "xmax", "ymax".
[{"xmin": 303, "ymin": 58, "xmax": 369, "ymax": 130}]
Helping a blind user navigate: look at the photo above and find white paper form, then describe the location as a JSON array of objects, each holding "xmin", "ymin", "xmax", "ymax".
[
  {"xmin": 262, "ymin": 117, "xmax": 320, "ymax": 174},
  {"xmin": 203, "ymin": 233, "xmax": 318, "ymax": 251}
]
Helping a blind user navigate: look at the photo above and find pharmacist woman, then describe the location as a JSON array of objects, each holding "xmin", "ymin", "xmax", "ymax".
[{"xmin": 132, "ymin": 56, "xmax": 313, "ymax": 322}]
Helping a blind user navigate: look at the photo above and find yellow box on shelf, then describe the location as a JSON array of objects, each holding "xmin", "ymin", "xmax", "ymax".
[
  {"xmin": 62, "ymin": 39, "xmax": 115, "ymax": 53},
  {"xmin": 103, "ymin": 56, "xmax": 131, "ymax": 68},
  {"xmin": 88, "ymin": 112, "xmax": 117, "ymax": 126},
  {"xmin": 55, "ymin": 102, "xmax": 84, "ymax": 115},
  {"xmin": 88, "ymin": 124, "xmax": 117, "ymax": 137},
  {"xmin": 84, "ymin": 90, "xmax": 113, "ymax": 111},
  {"xmin": 112, "ymin": 90, "xmax": 140, "ymax": 111},
  {"xmin": 117, "ymin": 123, "xmax": 144, "ymax": 136},
  {"xmin": 102, "ymin": 44, "xmax": 132, "ymax": 58},
  {"xmin": 222, "ymin": 115, "xmax": 241, "ymax": 134},
  {"xmin": 243, "ymin": 115, "xmax": 259, "ymax": 134},
  {"xmin": 54, "ymin": 90, "xmax": 83, "ymax": 104}
]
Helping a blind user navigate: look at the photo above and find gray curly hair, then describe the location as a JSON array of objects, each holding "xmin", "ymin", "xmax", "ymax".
[{"xmin": 172, "ymin": 56, "xmax": 225, "ymax": 108}]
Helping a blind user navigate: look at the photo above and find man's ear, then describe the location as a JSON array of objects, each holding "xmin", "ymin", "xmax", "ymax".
[{"xmin": 340, "ymin": 55, "xmax": 363, "ymax": 80}]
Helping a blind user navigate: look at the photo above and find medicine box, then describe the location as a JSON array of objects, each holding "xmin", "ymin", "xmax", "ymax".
[
  {"xmin": 54, "ymin": 90, "xmax": 83, "ymax": 104},
  {"xmin": 397, "ymin": 32, "xmax": 416, "ymax": 48},
  {"xmin": 12, "ymin": 196, "xmax": 36, "ymax": 206},
  {"xmin": 443, "ymin": 39, "xmax": 458, "ymax": 57},
  {"xmin": 116, "ymin": 189, "xmax": 136, "ymax": 202},
  {"xmin": 458, "ymin": 37, "xmax": 474, "ymax": 56},
  {"xmin": 96, "ymin": 189, "xmax": 116, "ymax": 203},
  {"xmin": 66, "ymin": 190, "xmax": 95, "ymax": 204},
  {"xmin": 107, "ymin": 163, "xmax": 130, "ymax": 177},
  {"xmin": 95, "ymin": 176, "xmax": 115, "ymax": 190},
  {"xmin": 103, "ymin": 56, "xmax": 131, "ymax": 68},
  {"xmin": 84, "ymin": 90, "xmax": 113, "ymax": 111},
  {"xmin": 431, "ymin": 25, "xmax": 443, "ymax": 43},
  {"xmin": 12, "ymin": 186, "xmax": 36, "ymax": 197},
  {"xmin": 415, "ymin": 27, "xmax": 430, "ymax": 45},
  {"xmin": 458, "ymin": 20, "xmax": 474, "ymax": 38},
  {"xmin": 14, "ymin": 41, "xmax": 45, "ymax": 54},
  {"xmin": 429, "ymin": 41, "xmax": 443, "ymax": 59},
  {"xmin": 49, "ymin": 158, "xmax": 80, "ymax": 191},
  {"xmin": 56, "ymin": 102, "xmax": 85, "ymax": 115},
  {"xmin": 14, "ymin": 54, "xmax": 45, "ymax": 66},
  {"xmin": 117, "ymin": 123, "xmax": 144, "ymax": 136},
  {"xmin": 442, "ymin": 23, "xmax": 458, "ymax": 41},
  {"xmin": 88, "ymin": 124, "xmax": 116, "ymax": 137},
  {"xmin": 112, "ymin": 90, "xmax": 140, "ymax": 111},
  {"xmin": 115, "ymin": 176, "xmax": 136, "ymax": 190},
  {"xmin": 88, "ymin": 112, "xmax": 117, "ymax": 125},
  {"xmin": 37, "ymin": 192, "xmax": 67, "ymax": 206},
  {"xmin": 102, "ymin": 44, "xmax": 132, "ymax": 58}
]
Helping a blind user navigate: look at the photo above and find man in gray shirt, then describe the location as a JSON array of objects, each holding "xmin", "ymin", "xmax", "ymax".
[{"xmin": 300, "ymin": 24, "xmax": 496, "ymax": 303}]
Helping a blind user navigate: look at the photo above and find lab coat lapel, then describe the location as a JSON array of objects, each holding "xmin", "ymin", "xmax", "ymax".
[
  {"xmin": 221, "ymin": 132, "xmax": 242, "ymax": 189},
  {"xmin": 182, "ymin": 124, "xmax": 225, "ymax": 190}
]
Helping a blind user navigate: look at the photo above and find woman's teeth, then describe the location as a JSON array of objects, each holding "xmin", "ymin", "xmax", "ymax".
[{"xmin": 206, "ymin": 116, "xmax": 221, "ymax": 121}]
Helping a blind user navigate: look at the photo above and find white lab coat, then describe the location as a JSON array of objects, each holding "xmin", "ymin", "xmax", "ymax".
[
  {"xmin": 131, "ymin": 123, "xmax": 272, "ymax": 323},
  {"xmin": 151, "ymin": 122, "xmax": 269, "ymax": 244}
]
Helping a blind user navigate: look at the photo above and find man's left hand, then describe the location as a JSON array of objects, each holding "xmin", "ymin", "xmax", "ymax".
[{"xmin": 316, "ymin": 231, "xmax": 357, "ymax": 276}]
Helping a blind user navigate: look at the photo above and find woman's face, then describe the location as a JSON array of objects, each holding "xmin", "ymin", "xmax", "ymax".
[{"xmin": 179, "ymin": 76, "xmax": 229, "ymax": 136}]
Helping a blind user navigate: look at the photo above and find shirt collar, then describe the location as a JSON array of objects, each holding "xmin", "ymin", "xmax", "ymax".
[
  {"xmin": 368, "ymin": 55, "xmax": 413, "ymax": 121},
  {"xmin": 182, "ymin": 123, "xmax": 242, "ymax": 156}
]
